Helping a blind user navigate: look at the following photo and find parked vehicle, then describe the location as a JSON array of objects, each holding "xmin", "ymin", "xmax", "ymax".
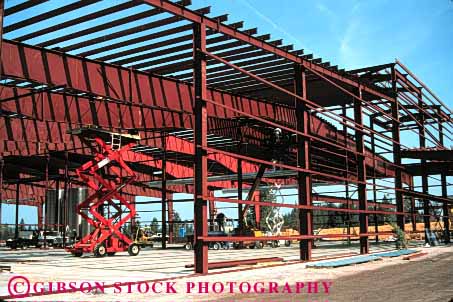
[
  {"xmin": 184, "ymin": 231, "xmax": 231, "ymax": 250},
  {"xmin": 280, "ymin": 228, "xmax": 300, "ymax": 247},
  {"xmin": 6, "ymin": 231, "xmax": 41, "ymax": 249},
  {"xmin": 39, "ymin": 231, "xmax": 64, "ymax": 247},
  {"xmin": 151, "ymin": 232, "xmax": 169, "ymax": 242},
  {"xmin": 134, "ymin": 227, "xmax": 154, "ymax": 248},
  {"xmin": 232, "ymin": 227, "xmax": 269, "ymax": 249}
]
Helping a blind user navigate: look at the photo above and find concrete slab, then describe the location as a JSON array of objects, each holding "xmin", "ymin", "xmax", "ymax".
[{"xmin": 0, "ymin": 241, "xmax": 421, "ymax": 297}]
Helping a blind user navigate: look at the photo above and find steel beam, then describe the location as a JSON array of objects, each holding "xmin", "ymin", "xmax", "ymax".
[
  {"xmin": 78, "ymin": 18, "xmax": 240, "ymax": 58},
  {"xmin": 4, "ymin": 0, "xmax": 100, "ymax": 34},
  {"xmin": 354, "ymin": 85, "xmax": 369, "ymax": 254},
  {"xmin": 438, "ymin": 110, "xmax": 450, "ymax": 243},
  {"xmin": 37, "ymin": 202, "xmax": 43, "ymax": 229},
  {"xmin": 409, "ymin": 178, "xmax": 416, "ymax": 232},
  {"xmin": 176, "ymin": 55, "xmax": 302, "ymax": 81},
  {"xmin": 107, "ymin": 25, "xmax": 252, "ymax": 66},
  {"xmin": 139, "ymin": 36, "xmax": 278, "ymax": 72},
  {"xmin": 167, "ymin": 194, "xmax": 174, "ymax": 243},
  {"xmin": 237, "ymin": 158, "xmax": 243, "ymax": 231},
  {"xmin": 36, "ymin": 1, "xmax": 190, "ymax": 48},
  {"xmin": 370, "ymin": 118, "xmax": 378, "ymax": 242},
  {"xmin": 161, "ymin": 131, "xmax": 167, "ymax": 249},
  {"xmin": 404, "ymin": 161, "xmax": 453, "ymax": 176},
  {"xmin": 0, "ymin": 0, "xmax": 3, "ymax": 78},
  {"xmin": 391, "ymin": 67, "xmax": 404, "ymax": 231},
  {"xmin": 295, "ymin": 64, "xmax": 312, "ymax": 261},
  {"xmin": 0, "ymin": 157, "xmax": 3, "ymax": 225},
  {"xmin": 138, "ymin": 0, "xmax": 394, "ymax": 102},
  {"xmin": 441, "ymin": 172, "xmax": 450, "ymax": 243},
  {"xmin": 14, "ymin": 1, "xmax": 138, "ymax": 42},
  {"xmin": 4, "ymin": 0, "xmax": 48, "ymax": 17},
  {"xmin": 62, "ymin": 151, "xmax": 69, "ymax": 246},
  {"xmin": 400, "ymin": 149, "xmax": 453, "ymax": 161},
  {"xmin": 193, "ymin": 22, "xmax": 208, "ymax": 274},
  {"xmin": 14, "ymin": 182, "xmax": 19, "ymax": 240},
  {"xmin": 240, "ymin": 164, "xmax": 266, "ymax": 226},
  {"xmin": 0, "ymin": 41, "xmax": 400, "ymax": 184},
  {"xmin": 418, "ymin": 90, "xmax": 431, "ymax": 237}
]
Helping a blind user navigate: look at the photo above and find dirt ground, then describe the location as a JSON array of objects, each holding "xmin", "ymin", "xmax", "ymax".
[{"xmin": 225, "ymin": 250, "xmax": 453, "ymax": 302}]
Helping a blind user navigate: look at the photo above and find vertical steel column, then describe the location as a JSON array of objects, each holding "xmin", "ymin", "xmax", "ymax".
[
  {"xmin": 441, "ymin": 173, "xmax": 450, "ymax": 243},
  {"xmin": 131, "ymin": 197, "xmax": 136, "ymax": 233},
  {"xmin": 295, "ymin": 64, "xmax": 312, "ymax": 261},
  {"xmin": 55, "ymin": 180, "xmax": 60, "ymax": 232},
  {"xmin": 391, "ymin": 67, "xmax": 404, "ymax": 231},
  {"xmin": 342, "ymin": 105, "xmax": 351, "ymax": 245},
  {"xmin": 237, "ymin": 158, "xmax": 243, "ymax": 231},
  {"xmin": 0, "ymin": 157, "xmax": 3, "ymax": 226},
  {"xmin": 15, "ymin": 182, "xmax": 20, "ymax": 240},
  {"xmin": 438, "ymin": 110, "xmax": 450, "ymax": 243},
  {"xmin": 62, "ymin": 151, "xmax": 69, "ymax": 247},
  {"xmin": 0, "ymin": 0, "xmax": 4, "ymax": 77},
  {"xmin": 193, "ymin": 22, "xmax": 208, "ymax": 274},
  {"xmin": 418, "ymin": 90, "xmax": 430, "ymax": 237},
  {"xmin": 254, "ymin": 190, "xmax": 261, "ymax": 228},
  {"xmin": 161, "ymin": 131, "xmax": 167, "ymax": 249},
  {"xmin": 167, "ymin": 194, "xmax": 174, "ymax": 244},
  {"xmin": 208, "ymin": 191, "xmax": 215, "ymax": 231},
  {"xmin": 370, "ymin": 119, "xmax": 379, "ymax": 242},
  {"xmin": 44, "ymin": 153, "xmax": 49, "ymax": 247},
  {"xmin": 409, "ymin": 177, "xmax": 416, "ymax": 232},
  {"xmin": 354, "ymin": 85, "xmax": 369, "ymax": 254},
  {"xmin": 37, "ymin": 204, "xmax": 43, "ymax": 229}
]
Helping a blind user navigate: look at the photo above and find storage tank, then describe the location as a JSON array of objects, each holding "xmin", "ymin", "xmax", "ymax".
[
  {"xmin": 44, "ymin": 189, "xmax": 62, "ymax": 230},
  {"xmin": 45, "ymin": 188, "xmax": 89, "ymax": 237}
]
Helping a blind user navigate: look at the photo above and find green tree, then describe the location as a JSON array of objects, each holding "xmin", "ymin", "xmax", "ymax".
[
  {"xmin": 19, "ymin": 218, "xmax": 25, "ymax": 231},
  {"xmin": 388, "ymin": 221, "xmax": 407, "ymax": 249},
  {"xmin": 186, "ymin": 223, "xmax": 194, "ymax": 235},
  {"xmin": 282, "ymin": 208, "xmax": 298, "ymax": 229},
  {"xmin": 150, "ymin": 217, "xmax": 160, "ymax": 233},
  {"xmin": 172, "ymin": 211, "xmax": 182, "ymax": 237}
]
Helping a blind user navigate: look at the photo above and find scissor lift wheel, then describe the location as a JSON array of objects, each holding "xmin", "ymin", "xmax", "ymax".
[
  {"xmin": 94, "ymin": 244, "xmax": 107, "ymax": 257},
  {"xmin": 128, "ymin": 243, "xmax": 140, "ymax": 256}
]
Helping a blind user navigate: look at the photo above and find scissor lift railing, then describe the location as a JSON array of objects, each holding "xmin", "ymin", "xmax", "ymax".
[{"xmin": 67, "ymin": 136, "xmax": 140, "ymax": 257}]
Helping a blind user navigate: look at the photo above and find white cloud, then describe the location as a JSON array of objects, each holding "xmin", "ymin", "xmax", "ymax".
[
  {"xmin": 338, "ymin": 19, "xmax": 362, "ymax": 68},
  {"xmin": 238, "ymin": 0, "xmax": 304, "ymax": 47},
  {"xmin": 316, "ymin": 3, "xmax": 335, "ymax": 17}
]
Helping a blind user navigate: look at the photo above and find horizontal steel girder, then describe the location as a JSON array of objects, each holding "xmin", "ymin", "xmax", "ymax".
[{"xmin": 0, "ymin": 40, "xmax": 403, "ymax": 183}]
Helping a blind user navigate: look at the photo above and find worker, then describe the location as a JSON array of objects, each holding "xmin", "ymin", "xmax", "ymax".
[
  {"xmin": 270, "ymin": 127, "xmax": 290, "ymax": 170},
  {"xmin": 216, "ymin": 212, "xmax": 226, "ymax": 232}
]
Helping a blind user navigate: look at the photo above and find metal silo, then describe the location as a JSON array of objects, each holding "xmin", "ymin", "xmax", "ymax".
[
  {"xmin": 68, "ymin": 187, "xmax": 89, "ymax": 238},
  {"xmin": 45, "ymin": 189, "xmax": 62, "ymax": 231},
  {"xmin": 45, "ymin": 187, "xmax": 89, "ymax": 237}
]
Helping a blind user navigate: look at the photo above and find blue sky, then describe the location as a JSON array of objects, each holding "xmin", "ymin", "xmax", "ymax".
[
  {"xmin": 2, "ymin": 0, "xmax": 452, "ymax": 226},
  {"xmin": 191, "ymin": 0, "xmax": 453, "ymax": 109}
]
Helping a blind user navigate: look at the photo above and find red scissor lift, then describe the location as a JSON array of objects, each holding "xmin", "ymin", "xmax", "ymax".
[{"xmin": 67, "ymin": 131, "xmax": 140, "ymax": 257}]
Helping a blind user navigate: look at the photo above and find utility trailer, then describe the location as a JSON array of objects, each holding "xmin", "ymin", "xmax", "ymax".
[{"xmin": 184, "ymin": 231, "xmax": 231, "ymax": 250}]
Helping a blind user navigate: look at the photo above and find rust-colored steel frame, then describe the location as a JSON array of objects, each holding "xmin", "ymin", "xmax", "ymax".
[{"xmin": 1, "ymin": 0, "xmax": 452, "ymax": 275}]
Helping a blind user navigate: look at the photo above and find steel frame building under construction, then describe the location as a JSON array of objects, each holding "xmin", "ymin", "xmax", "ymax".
[{"xmin": 0, "ymin": 0, "xmax": 452, "ymax": 274}]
